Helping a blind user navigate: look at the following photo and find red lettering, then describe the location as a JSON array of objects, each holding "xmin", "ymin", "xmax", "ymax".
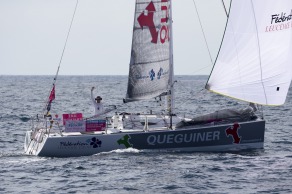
[
  {"xmin": 159, "ymin": 1, "xmax": 169, "ymax": 44},
  {"xmin": 265, "ymin": 21, "xmax": 292, "ymax": 32},
  {"xmin": 161, "ymin": 6, "xmax": 168, "ymax": 23},
  {"xmin": 160, "ymin": 25, "xmax": 168, "ymax": 43}
]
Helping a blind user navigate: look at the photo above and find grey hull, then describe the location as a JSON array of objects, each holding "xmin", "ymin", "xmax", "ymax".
[{"xmin": 25, "ymin": 120, "xmax": 265, "ymax": 157}]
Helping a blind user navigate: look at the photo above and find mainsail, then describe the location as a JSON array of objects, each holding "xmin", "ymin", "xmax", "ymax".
[
  {"xmin": 125, "ymin": 0, "xmax": 171, "ymax": 102},
  {"xmin": 206, "ymin": 0, "xmax": 292, "ymax": 105}
]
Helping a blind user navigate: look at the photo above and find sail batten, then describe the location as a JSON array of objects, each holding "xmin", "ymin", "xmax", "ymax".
[
  {"xmin": 207, "ymin": 0, "xmax": 292, "ymax": 106},
  {"xmin": 125, "ymin": 0, "xmax": 171, "ymax": 103}
]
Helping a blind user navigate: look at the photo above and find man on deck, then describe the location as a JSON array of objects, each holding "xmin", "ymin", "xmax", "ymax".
[{"xmin": 91, "ymin": 87, "xmax": 104, "ymax": 115}]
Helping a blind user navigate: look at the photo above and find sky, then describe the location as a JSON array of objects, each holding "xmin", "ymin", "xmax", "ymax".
[{"xmin": 0, "ymin": 0, "xmax": 229, "ymax": 75}]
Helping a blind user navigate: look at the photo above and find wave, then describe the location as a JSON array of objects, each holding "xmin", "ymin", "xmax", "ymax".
[
  {"xmin": 0, "ymin": 114, "xmax": 31, "ymax": 122},
  {"xmin": 0, "ymin": 152, "xmax": 47, "ymax": 165},
  {"xmin": 95, "ymin": 148, "xmax": 141, "ymax": 155}
]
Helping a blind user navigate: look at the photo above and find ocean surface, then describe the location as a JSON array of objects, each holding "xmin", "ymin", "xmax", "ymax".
[{"xmin": 0, "ymin": 75, "xmax": 292, "ymax": 194}]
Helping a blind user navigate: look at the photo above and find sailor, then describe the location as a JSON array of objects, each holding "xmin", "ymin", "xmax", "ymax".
[
  {"xmin": 91, "ymin": 87, "xmax": 104, "ymax": 115},
  {"xmin": 249, "ymin": 102, "xmax": 257, "ymax": 112}
]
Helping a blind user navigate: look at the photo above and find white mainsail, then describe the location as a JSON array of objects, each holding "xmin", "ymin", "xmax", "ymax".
[
  {"xmin": 125, "ymin": 0, "xmax": 171, "ymax": 102},
  {"xmin": 206, "ymin": 0, "xmax": 292, "ymax": 105}
]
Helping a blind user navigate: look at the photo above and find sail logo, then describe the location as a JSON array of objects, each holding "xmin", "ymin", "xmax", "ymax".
[
  {"xmin": 137, "ymin": 0, "xmax": 170, "ymax": 44},
  {"xmin": 135, "ymin": 68, "xmax": 168, "ymax": 80},
  {"xmin": 149, "ymin": 69, "xmax": 155, "ymax": 80},
  {"xmin": 146, "ymin": 68, "xmax": 168, "ymax": 81},
  {"xmin": 266, "ymin": 9, "xmax": 292, "ymax": 32},
  {"xmin": 225, "ymin": 123, "xmax": 241, "ymax": 144},
  {"xmin": 157, "ymin": 68, "xmax": 163, "ymax": 79},
  {"xmin": 271, "ymin": 10, "xmax": 292, "ymax": 24}
]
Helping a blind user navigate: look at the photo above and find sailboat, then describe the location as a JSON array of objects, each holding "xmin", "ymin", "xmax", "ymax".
[{"xmin": 24, "ymin": 0, "xmax": 292, "ymax": 157}]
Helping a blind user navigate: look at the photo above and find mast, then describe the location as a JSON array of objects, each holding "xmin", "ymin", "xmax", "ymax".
[{"xmin": 168, "ymin": 0, "xmax": 174, "ymax": 128}]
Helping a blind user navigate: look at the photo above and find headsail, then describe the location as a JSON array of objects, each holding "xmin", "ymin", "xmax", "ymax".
[
  {"xmin": 206, "ymin": 0, "xmax": 292, "ymax": 105},
  {"xmin": 124, "ymin": 0, "xmax": 171, "ymax": 102}
]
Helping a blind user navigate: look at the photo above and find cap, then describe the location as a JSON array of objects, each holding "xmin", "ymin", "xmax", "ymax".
[{"xmin": 95, "ymin": 96, "xmax": 102, "ymax": 100}]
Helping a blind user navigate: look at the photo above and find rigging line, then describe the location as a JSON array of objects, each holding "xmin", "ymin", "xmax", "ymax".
[
  {"xmin": 221, "ymin": 0, "xmax": 228, "ymax": 17},
  {"xmin": 174, "ymin": 81, "xmax": 205, "ymax": 109},
  {"xmin": 191, "ymin": 0, "xmax": 213, "ymax": 65},
  {"xmin": 250, "ymin": 0, "xmax": 268, "ymax": 104},
  {"xmin": 55, "ymin": 0, "xmax": 79, "ymax": 83},
  {"xmin": 175, "ymin": 91, "xmax": 205, "ymax": 114},
  {"xmin": 189, "ymin": 64, "xmax": 213, "ymax": 75},
  {"xmin": 42, "ymin": 0, "xmax": 79, "ymax": 114}
]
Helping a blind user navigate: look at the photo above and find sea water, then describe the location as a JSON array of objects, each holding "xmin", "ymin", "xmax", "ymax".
[{"xmin": 0, "ymin": 75, "xmax": 292, "ymax": 193}]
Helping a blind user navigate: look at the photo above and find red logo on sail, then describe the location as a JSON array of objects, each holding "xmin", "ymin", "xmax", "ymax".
[
  {"xmin": 137, "ymin": 0, "xmax": 170, "ymax": 44},
  {"xmin": 137, "ymin": 2, "xmax": 158, "ymax": 43},
  {"xmin": 225, "ymin": 123, "xmax": 241, "ymax": 144}
]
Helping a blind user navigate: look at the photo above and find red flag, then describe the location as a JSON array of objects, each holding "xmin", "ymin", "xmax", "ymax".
[{"xmin": 49, "ymin": 85, "xmax": 55, "ymax": 103}]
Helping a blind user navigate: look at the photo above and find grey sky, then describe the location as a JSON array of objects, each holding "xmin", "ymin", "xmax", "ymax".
[{"xmin": 0, "ymin": 0, "xmax": 229, "ymax": 75}]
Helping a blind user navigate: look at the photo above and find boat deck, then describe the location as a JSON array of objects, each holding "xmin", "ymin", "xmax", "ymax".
[{"xmin": 47, "ymin": 118, "xmax": 263, "ymax": 137}]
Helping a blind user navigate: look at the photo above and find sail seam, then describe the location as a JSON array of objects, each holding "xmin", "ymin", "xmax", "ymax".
[
  {"xmin": 132, "ymin": 58, "xmax": 170, "ymax": 65},
  {"xmin": 228, "ymin": 6, "xmax": 244, "ymax": 101},
  {"xmin": 250, "ymin": 0, "xmax": 268, "ymax": 104},
  {"xmin": 136, "ymin": 1, "xmax": 164, "ymax": 5}
]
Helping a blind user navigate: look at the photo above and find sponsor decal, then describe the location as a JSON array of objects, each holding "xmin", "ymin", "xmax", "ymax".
[
  {"xmin": 137, "ymin": 0, "xmax": 170, "ymax": 44},
  {"xmin": 90, "ymin": 137, "xmax": 102, "ymax": 148},
  {"xmin": 147, "ymin": 131, "xmax": 220, "ymax": 146},
  {"xmin": 271, "ymin": 10, "xmax": 292, "ymax": 24},
  {"xmin": 136, "ymin": 68, "xmax": 169, "ymax": 81},
  {"xmin": 64, "ymin": 120, "xmax": 86, "ymax": 132},
  {"xmin": 149, "ymin": 69, "xmax": 155, "ymax": 81},
  {"xmin": 135, "ymin": 74, "xmax": 150, "ymax": 80},
  {"xmin": 59, "ymin": 141, "xmax": 88, "ymax": 147},
  {"xmin": 266, "ymin": 9, "xmax": 292, "ymax": 32},
  {"xmin": 117, "ymin": 135, "xmax": 133, "ymax": 148},
  {"xmin": 157, "ymin": 68, "xmax": 163, "ymax": 79},
  {"xmin": 86, "ymin": 120, "xmax": 106, "ymax": 132},
  {"xmin": 62, "ymin": 113, "xmax": 83, "ymax": 125},
  {"xmin": 225, "ymin": 123, "xmax": 241, "ymax": 144},
  {"xmin": 58, "ymin": 137, "xmax": 102, "ymax": 150}
]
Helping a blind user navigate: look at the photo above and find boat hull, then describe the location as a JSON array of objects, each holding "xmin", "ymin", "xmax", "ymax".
[{"xmin": 24, "ymin": 120, "xmax": 265, "ymax": 157}]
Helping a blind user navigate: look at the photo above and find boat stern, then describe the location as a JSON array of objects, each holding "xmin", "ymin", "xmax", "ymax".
[{"xmin": 24, "ymin": 130, "xmax": 32, "ymax": 153}]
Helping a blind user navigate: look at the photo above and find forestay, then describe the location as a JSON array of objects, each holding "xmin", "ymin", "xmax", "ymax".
[
  {"xmin": 125, "ymin": 0, "xmax": 171, "ymax": 102},
  {"xmin": 206, "ymin": 0, "xmax": 292, "ymax": 105}
]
